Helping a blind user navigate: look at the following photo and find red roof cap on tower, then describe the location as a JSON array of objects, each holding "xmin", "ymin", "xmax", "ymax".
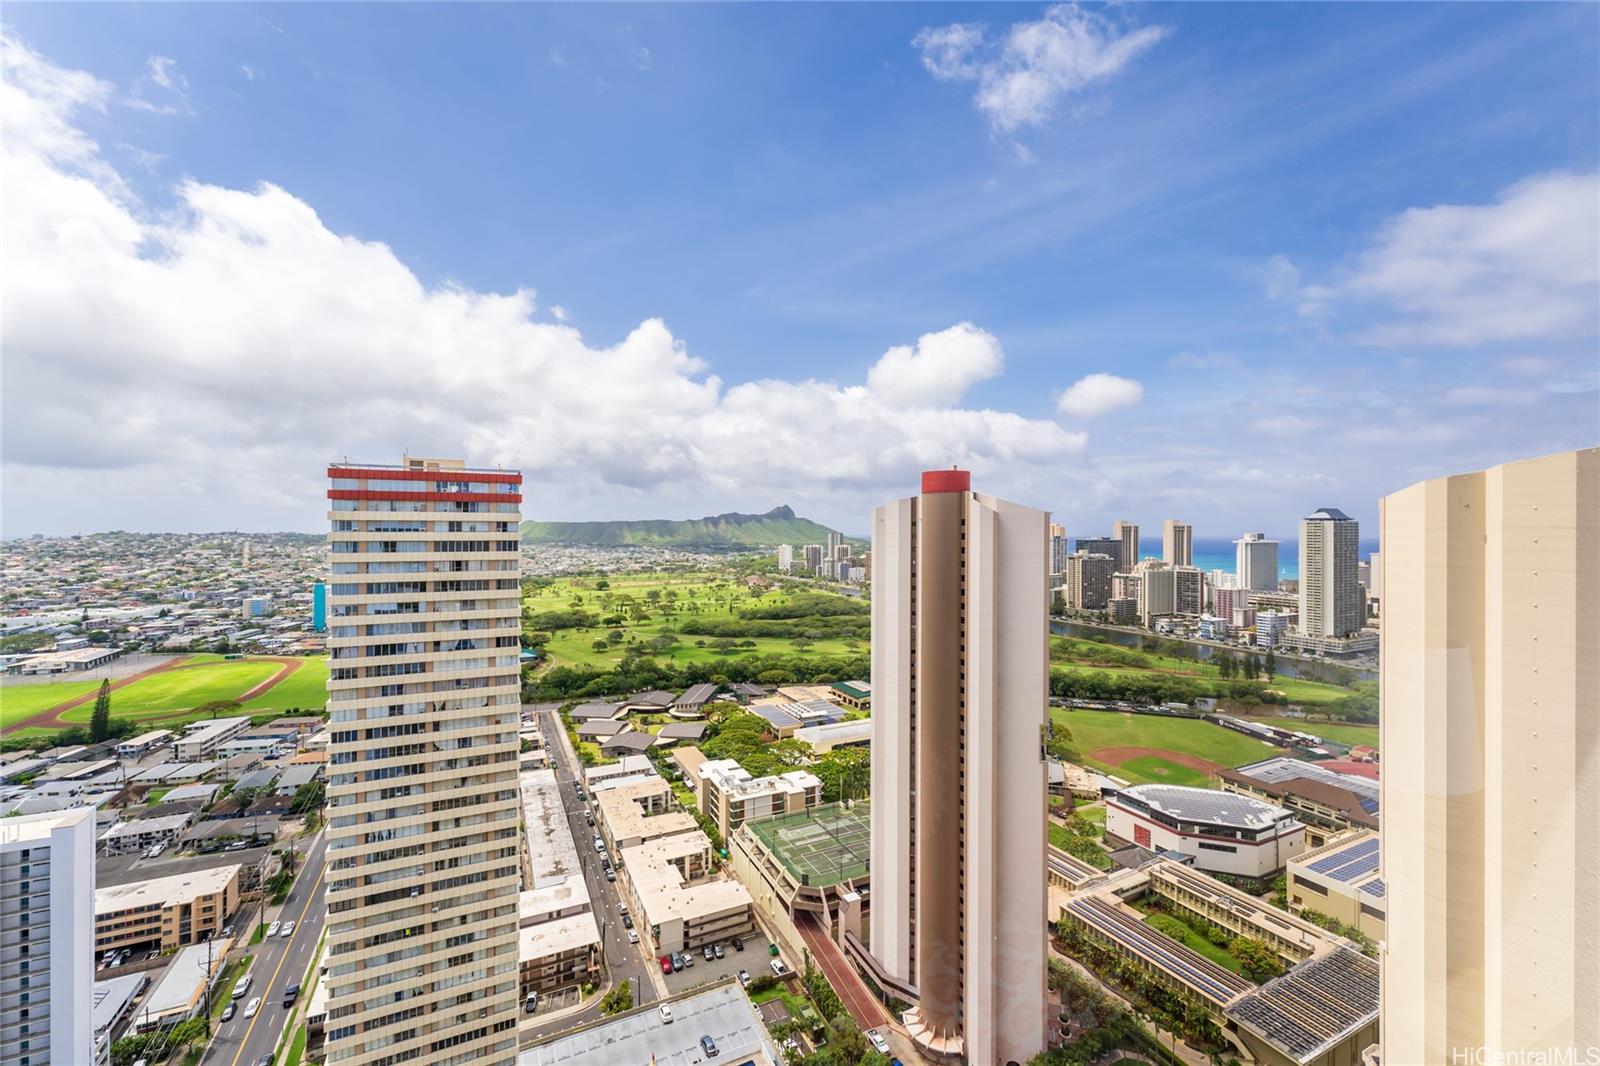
[{"xmin": 921, "ymin": 469, "xmax": 971, "ymax": 494}]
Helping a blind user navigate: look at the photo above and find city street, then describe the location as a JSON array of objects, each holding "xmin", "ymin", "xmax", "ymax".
[
  {"xmin": 205, "ymin": 828, "xmax": 327, "ymax": 1066},
  {"xmin": 524, "ymin": 706, "xmax": 666, "ymax": 1042}
]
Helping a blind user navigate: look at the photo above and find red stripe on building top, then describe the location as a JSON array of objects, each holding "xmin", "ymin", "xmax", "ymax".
[
  {"xmin": 326, "ymin": 466, "xmax": 522, "ymax": 484},
  {"xmin": 920, "ymin": 469, "xmax": 971, "ymax": 494},
  {"xmin": 326, "ymin": 491, "xmax": 521, "ymax": 504}
]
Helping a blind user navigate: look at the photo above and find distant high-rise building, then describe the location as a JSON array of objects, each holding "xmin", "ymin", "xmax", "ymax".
[
  {"xmin": 1136, "ymin": 567, "xmax": 1175, "ymax": 623},
  {"xmin": 1379, "ymin": 447, "xmax": 1598, "ymax": 1065},
  {"xmin": 1048, "ymin": 522, "xmax": 1068, "ymax": 577},
  {"xmin": 803, "ymin": 543, "xmax": 824, "ymax": 574},
  {"xmin": 1213, "ymin": 585, "xmax": 1247, "ymax": 620},
  {"xmin": 871, "ymin": 469, "xmax": 1048, "ymax": 1064},
  {"xmin": 1234, "ymin": 532, "xmax": 1279, "ymax": 592},
  {"xmin": 1298, "ymin": 508, "xmax": 1362, "ymax": 638},
  {"xmin": 0, "ymin": 808, "xmax": 95, "ymax": 1066},
  {"xmin": 1064, "ymin": 551, "xmax": 1115, "ymax": 610},
  {"xmin": 1209, "ymin": 569, "xmax": 1238, "ymax": 591},
  {"xmin": 325, "ymin": 457, "xmax": 523, "ymax": 1066},
  {"xmin": 826, "ymin": 530, "xmax": 843, "ymax": 560},
  {"xmin": 1075, "ymin": 536, "xmax": 1123, "ymax": 571},
  {"xmin": 777, "ymin": 544, "xmax": 794, "ymax": 573},
  {"xmin": 1162, "ymin": 520, "xmax": 1193, "ymax": 567},
  {"xmin": 1113, "ymin": 520, "xmax": 1140, "ymax": 570},
  {"xmin": 1367, "ymin": 550, "xmax": 1382, "ymax": 600}
]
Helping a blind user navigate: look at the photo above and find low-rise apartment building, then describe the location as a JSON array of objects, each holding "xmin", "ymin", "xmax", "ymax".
[
  {"xmin": 518, "ymin": 915, "xmax": 600, "ymax": 1000},
  {"xmin": 172, "ymin": 717, "xmax": 252, "ymax": 761},
  {"xmin": 94, "ymin": 865, "xmax": 241, "ymax": 953},
  {"xmin": 617, "ymin": 830, "xmax": 755, "ymax": 956},
  {"xmin": 698, "ymin": 759, "xmax": 822, "ymax": 841},
  {"xmin": 594, "ymin": 778, "xmax": 698, "ymax": 852},
  {"xmin": 99, "ymin": 813, "xmax": 195, "ymax": 856}
]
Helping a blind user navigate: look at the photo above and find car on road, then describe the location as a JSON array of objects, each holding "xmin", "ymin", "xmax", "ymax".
[
  {"xmin": 605, "ymin": 869, "xmax": 615, "ymax": 882},
  {"xmin": 714, "ymin": 942, "xmax": 725, "ymax": 959},
  {"xmin": 256, "ymin": 1056, "xmax": 273, "ymax": 1066},
  {"xmin": 232, "ymin": 975, "xmax": 254, "ymax": 1000},
  {"xmin": 628, "ymin": 929, "xmax": 640, "ymax": 944},
  {"xmin": 220, "ymin": 1002, "xmax": 235, "ymax": 1023},
  {"xmin": 737, "ymin": 969, "xmax": 751, "ymax": 988},
  {"xmin": 701, "ymin": 944, "xmax": 715, "ymax": 962},
  {"xmin": 283, "ymin": 983, "xmax": 300, "ymax": 1007},
  {"xmin": 593, "ymin": 837, "xmax": 605, "ymax": 853},
  {"xmin": 731, "ymin": 935, "xmax": 744, "ymax": 952},
  {"xmin": 660, "ymin": 955, "xmax": 674, "ymax": 975},
  {"xmin": 622, "ymin": 914, "xmax": 634, "ymax": 929},
  {"xmin": 658, "ymin": 1004, "xmax": 674, "ymax": 1024},
  {"xmin": 242, "ymin": 996, "xmax": 262, "ymax": 1020},
  {"xmin": 267, "ymin": 921, "xmax": 282, "ymax": 938},
  {"xmin": 280, "ymin": 920, "xmax": 296, "ymax": 939},
  {"xmin": 866, "ymin": 1029, "xmax": 891, "ymax": 1055},
  {"xmin": 700, "ymin": 1034, "xmax": 719, "ymax": 1057}
]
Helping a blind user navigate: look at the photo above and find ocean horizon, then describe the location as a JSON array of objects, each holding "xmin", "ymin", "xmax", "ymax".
[{"xmin": 1125, "ymin": 536, "xmax": 1381, "ymax": 582}]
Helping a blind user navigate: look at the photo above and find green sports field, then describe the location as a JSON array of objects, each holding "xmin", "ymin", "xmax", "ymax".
[
  {"xmin": 241, "ymin": 656, "xmax": 330, "ymax": 713},
  {"xmin": 58, "ymin": 658, "xmax": 279, "ymax": 724},
  {"xmin": 0, "ymin": 680, "xmax": 100, "ymax": 720},
  {"xmin": 1256, "ymin": 716, "xmax": 1379, "ymax": 748},
  {"xmin": 1051, "ymin": 707, "xmax": 1285, "ymax": 785}
]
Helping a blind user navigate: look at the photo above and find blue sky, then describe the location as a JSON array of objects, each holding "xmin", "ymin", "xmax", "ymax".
[{"xmin": 2, "ymin": 3, "xmax": 1596, "ymax": 538}]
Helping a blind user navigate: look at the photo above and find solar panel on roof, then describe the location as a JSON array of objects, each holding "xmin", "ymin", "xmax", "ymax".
[{"xmin": 1306, "ymin": 837, "xmax": 1378, "ymax": 876}]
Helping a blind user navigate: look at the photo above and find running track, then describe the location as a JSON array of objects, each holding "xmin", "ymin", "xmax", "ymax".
[
  {"xmin": 795, "ymin": 912, "xmax": 888, "ymax": 1030},
  {"xmin": 2, "ymin": 654, "xmax": 308, "ymax": 733}
]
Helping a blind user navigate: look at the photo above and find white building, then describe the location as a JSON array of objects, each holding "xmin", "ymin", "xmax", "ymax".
[
  {"xmin": 172, "ymin": 716, "xmax": 252, "ymax": 761},
  {"xmin": 1234, "ymin": 532, "xmax": 1279, "ymax": 592},
  {"xmin": 1106, "ymin": 784, "xmax": 1306, "ymax": 878},
  {"xmin": 1, "ymin": 808, "xmax": 96, "ymax": 1066},
  {"xmin": 871, "ymin": 469, "xmax": 1048, "ymax": 1064},
  {"xmin": 776, "ymin": 544, "xmax": 794, "ymax": 573}
]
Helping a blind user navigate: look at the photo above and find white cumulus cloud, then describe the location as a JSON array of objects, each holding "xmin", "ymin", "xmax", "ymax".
[
  {"xmin": 0, "ymin": 34, "xmax": 1086, "ymax": 533},
  {"xmin": 1056, "ymin": 373, "xmax": 1143, "ymax": 418},
  {"xmin": 914, "ymin": 4, "xmax": 1167, "ymax": 135}
]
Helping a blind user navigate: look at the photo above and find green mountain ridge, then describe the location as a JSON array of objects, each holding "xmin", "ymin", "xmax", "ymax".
[{"xmin": 521, "ymin": 505, "xmax": 852, "ymax": 548}]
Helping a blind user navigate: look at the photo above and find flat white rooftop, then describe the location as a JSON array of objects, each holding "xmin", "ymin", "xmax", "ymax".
[
  {"xmin": 519, "ymin": 911, "xmax": 601, "ymax": 961},
  {"xmin": 96, "ymin": 864, "xmax": 239, "ymax": 914},
  {"xmin": 0, "ymin": 805, "xmax": 94, "ymax": 845},
  {"xmin": 1115, "ymin": 783, "xmax": 1295, "ymax": 832},
  {"xmin": 620, "ymin": 832, "xmax": 752, "ymax": 926},
  {"xmin": 143, "ymin": 937, "xmax": 232, "ymax": 1020},
  {"xmin": 519, "ymin": 980, "xmax": 779, "ymax": 1066}
]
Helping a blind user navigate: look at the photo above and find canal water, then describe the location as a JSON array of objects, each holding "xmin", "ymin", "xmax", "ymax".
[{"xmin": 1049, "ymin": 619, "xmax": 1376, "ymax": 685}]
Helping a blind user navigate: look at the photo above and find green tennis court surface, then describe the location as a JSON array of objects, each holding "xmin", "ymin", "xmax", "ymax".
[{"xmin": 748, "ymin": 802, "xmax": 871, "ymax": 887}]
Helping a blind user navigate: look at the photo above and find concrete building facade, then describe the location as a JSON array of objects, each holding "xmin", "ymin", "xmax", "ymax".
[
  {"xmin": 870, "ymin": 469, "xmax": 1048, "ymax": 1064},
  {"xmin": 1234, "ymin": 533, "xmax": 1279, "ymax": 593},
  {"xmin": 1298, "ymin": 508, "xmax": 1363, "ymax": 639},
  {"xmin": 0, "ymin": 808, "xmax": 96, "ymax": 1066},
  {"xmin": 1063, "ymin": 551, "xmax": 1115, "ymax": 611},
  {"xmin": 1105, "ymin": 784, "xmax": 1306, "ymax": 878},
  {"xmin": 1378, "ymin": 447, "xmax": 1599, "ymax": 1066},
  {"xmin": 1162, "ymin": 520, "xmax": 1193, "ymax": 567},
  {"xmin": 323, "ymin": 457, "xmax": 524, "ymax": 1066},
  {"xmin": 1113, "ymin": 520, "xmax": 1140, "ymax": 572}
]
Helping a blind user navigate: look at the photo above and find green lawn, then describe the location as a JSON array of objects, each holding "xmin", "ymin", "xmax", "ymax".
[
  {"xmin": 1051, "ymin": 707, "xmax": 1284, "ymax": 783},
  {"xmin": 243, "ymin": 656, "xmax": 329, "ymax": 713},
  {"xmin": 59, "ymin": 658, "xmax": 280, "ymax": 724},
  {"xmin": 1049, "ymin": 636, "xmax": 1359, "ymax": 707},
  {"xmin": 1138, "ymin": 911, "xmax": 1246, "ymax": 975},
  {"xmin": 0, "ymin": 679, "xmax": 100, "ymax": 719},
  {"xmin": 526, "ymin": 571, "xmax": 866, "ymax": 672},
  {"xmin": 1257, "ymin": 716, "xmax": 1379, "ymax": 748},
  {"xmin": 1117, "ymin": 756, "xmax": 1211, "ymax": 787}
]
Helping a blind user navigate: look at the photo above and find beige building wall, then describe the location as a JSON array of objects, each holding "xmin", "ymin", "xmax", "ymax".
[
  {"xmin": 1162, "ymin": 520, "xmax": 1193, "ymax": 567},
  {"xmin": 1114, "ymin": 520, "xmax": 1140, "ymax": 571},
  {"xmin": 870, "ymin": 472, "xmax": 1048, "ymax": 1065},
  {"xmin": 1379, "ymin": 447, "xmax": 1598, "ymax": 1066}
]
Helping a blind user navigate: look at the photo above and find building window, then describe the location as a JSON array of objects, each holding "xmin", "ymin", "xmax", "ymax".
[{"xmin": 1197, "ymin": 842, "xmax": 1237, "ymax": 853}]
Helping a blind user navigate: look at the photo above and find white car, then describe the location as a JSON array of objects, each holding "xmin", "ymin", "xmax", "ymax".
[
  {"xmin": 280, "ymin": 921, "xmax": 296, "ymax": 939},
  {"xmin": 266, "ymin": 921, "xmax": 282, "ymax": 938},
  {"xmin": 658, "ymin": 1004, "xmax": 674, "ymax": 1024},
  {"xmin": 627, "ymin": 929, "xmax": 640, "ymax": 944},
  {"xmin": 866, "ymin": 1029, "xmax": 890, "ymax": 1055},
  {"xmin": 737, "ymin": 969, "xmax": 751, "ymax": 988},
  {"xmin": 242, "ymin": 996, "xmax": 262, "ymax": 1020}
]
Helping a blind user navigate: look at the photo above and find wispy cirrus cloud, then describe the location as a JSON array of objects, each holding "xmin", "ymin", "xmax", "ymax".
[{"xmin": 126, "ymin": 55, "xmax": 193, "ymax": 115}]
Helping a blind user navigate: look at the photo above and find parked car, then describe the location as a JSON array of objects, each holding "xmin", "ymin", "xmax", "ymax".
[
  {"xmin": 628, "ymin": 928, "xmax": 640, "ymax": 944},
  {"xmin": 737, "ymin": 969, "xmax": 751, "ymax": 989},
  {"xmin": 283, "ymin": 983, "xmax": 300, "ymax": 1008},
  {"xmin": 280, "ymin": 921, "xmax": 296, "ymax": 939},
  {"xmin": 605, "ymin": 869, "xmax": 615, "ymax": 882},
  {"xmin": 866, "ymin": 1029, "xmax": 891, "ymax": 1055},
  {"xmin": 242, "ymin": 996, "xmax": 262, "ymax": 1020},
  {"xmin": 658, "ymin": 1004, "xmax": 674, "ymax": 1024},
  {"xmin": 701, "ymin": 944, "xmax": 715, "ymax": 962},
  {"xmin": 593, "ymin": 837, "xmax": 605, "ymax": 853},
  {"xmin": 524, "ymin": 991, "xmax": 540, "ymax": 1013},
  {"xmin": 770, "ymin": 958, "xmax": 788, "ymax": 977},
  {"xmin": 731, "ymin": 935, "xmax": 744, "ymax": 952},
  {"xmin": 670, "ymin": 954, "xmax": 683, "ymax": 973},
  {"xmin": 622, "ymin": 914, "xmax": 634, "ymax": 929},
  {"xmin": 267, "ymin": 921, "xmax": 282, "ymax": 938},
  {"xmin": 660, "ymin": 955, "xmax": 674, "ymax": 975},
  {"xmin": 699, "ymin": 1034, "xmax": 719, "ymax": 1057},
  {"xmin": 713, "ymin": 942, "xmax": 725, "ymax": 959},
  {"xmin": 220, "ymin": 1002, "xmax": 236, "ymax": 1023},
  {"xmin": 680, "ymin": 951, "xmax": 693, "ymax": 968}
]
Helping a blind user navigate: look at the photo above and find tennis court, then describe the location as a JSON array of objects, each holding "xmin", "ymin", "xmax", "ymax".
[{"xmin": 748, "ymin": 801, "xmax": 872, "ymax": 887}]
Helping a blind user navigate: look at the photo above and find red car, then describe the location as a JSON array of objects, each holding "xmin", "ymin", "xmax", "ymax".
[{"xmin": 659, "ymin": 955, "xmax": 674, "ymax": 975}]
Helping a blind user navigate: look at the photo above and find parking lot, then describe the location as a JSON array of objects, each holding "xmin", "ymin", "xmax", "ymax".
[{"xmin": 659, "ymin": 931, "xmax": 780, "ymax": 996}]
